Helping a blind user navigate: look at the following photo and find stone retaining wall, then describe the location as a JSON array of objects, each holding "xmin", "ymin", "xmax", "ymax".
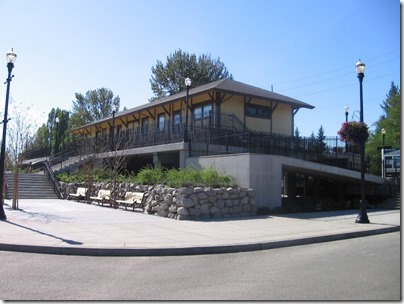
[{"xmin": 61, "ymin": 182, "xmax": 256, "ymax": 220}]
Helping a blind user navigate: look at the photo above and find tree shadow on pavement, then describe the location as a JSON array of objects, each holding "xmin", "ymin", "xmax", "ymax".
[{"xmin": 4, "ymin": 220, "xmax": 83, "ymax": 245}]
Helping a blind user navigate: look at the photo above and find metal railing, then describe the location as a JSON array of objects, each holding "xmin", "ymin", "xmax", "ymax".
[
  {"xmin": 43, "ymin": 160, "xmax": 64, "ymax": 198},
  {"xmin": 189, "ymin": 128, "xmax": 365, "ymax": 172},
  {"xmin": 24, "ymin": 112, "xmax": 366, "ymax": 173}
]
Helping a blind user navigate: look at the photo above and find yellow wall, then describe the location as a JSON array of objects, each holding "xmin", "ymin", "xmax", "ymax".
[
  {"xmin": 245, "ymin": 116, "xmax": 271, "ymax": 132},
  {"xmin": 221, "ymin": 95, "xmax": 244, "ymax": 121},
  {"xmin": 75, "ymin": 91, "xmax": 294, "ymax": 137},
  {"xmin": 272, "ymin": 104, "xmax": 292, "ymax": 135}
]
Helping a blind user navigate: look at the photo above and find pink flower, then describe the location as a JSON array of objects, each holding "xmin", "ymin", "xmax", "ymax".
[{"xmin": 338, "ymin": 121, "xmax": 369, "ymax": 145}]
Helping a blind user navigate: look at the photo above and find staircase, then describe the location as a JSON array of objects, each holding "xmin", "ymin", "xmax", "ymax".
[
  {"xmin": 378, "ymin": 186, "xmax": 401, "ymax": 209},
  {"xmin": 5, "ymin": 173, "xmax": 59, "ymax": 199},
  {"xmin": 52, "ymin": 154, "xmax": 92, "ymax": 175}
]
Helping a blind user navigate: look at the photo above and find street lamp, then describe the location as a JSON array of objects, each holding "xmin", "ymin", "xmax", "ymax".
[
  {"xmin": 355, "ymin": 59, "xmax": 369, "ymax": 224},
  {"xmin": 55, "ymin": 116, "xmax": 59, "ymax": 155},
  {"xmin": 381, "ymin": 128, "xmax": 386, "ymax": 178},
  {"xmin": 344, "ymin": 105, "xmax": 349, "ymax": 122},
  {"xmin": 0, "ymin": 49, "xmax": 17, "ymax": 220},
  {"xmin": 344, "ymin": 105, "xmax": 349, "ymax": 152},
  {"xmin": 184, "ymin": 78, "xmax": 191, "ymax": 142},
  {"xmin": 111, "ymin": 106, "xmax": 116, "ymax": 151}
]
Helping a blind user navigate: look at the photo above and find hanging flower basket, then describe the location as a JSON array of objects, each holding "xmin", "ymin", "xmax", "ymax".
[{"xmin": 338, "ymin": 121, "xmax": 369, "ymax": 145}]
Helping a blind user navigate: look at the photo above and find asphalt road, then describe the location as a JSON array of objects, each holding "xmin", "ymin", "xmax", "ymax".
[{"xmin": 1, "ymin": 232, "xmax": 400, "ymax": 301}]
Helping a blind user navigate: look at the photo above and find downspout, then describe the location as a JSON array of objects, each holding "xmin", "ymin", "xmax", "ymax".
[{"xmin": 293, "ymin": 107, "xmax": 299, "ymax": 135}]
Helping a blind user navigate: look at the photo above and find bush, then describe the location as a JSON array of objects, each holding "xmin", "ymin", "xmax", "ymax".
[
  {"xmin": 135, "ymin": 164, "xmax": 166, "ymax": 185},
  {"xmin": 57, "ymin": 164, "xmax": 236, "ymax": 188},
  {"xmin": 165, "ymin": 167, "xmax": 235, "ymax": 188}
]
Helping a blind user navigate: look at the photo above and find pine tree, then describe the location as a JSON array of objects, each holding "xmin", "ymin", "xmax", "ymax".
[{"xmin": 366, "ymin": 82, "xmax": 400, "ymax": 175}]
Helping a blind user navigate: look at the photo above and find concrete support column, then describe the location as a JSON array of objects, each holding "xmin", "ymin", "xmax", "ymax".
[
  {"xmin": 153, "ymin": 153, "xmax": 159, "ymax": 167},
  {"xmin": 179, "ymin": 150, "xmax": 187, "ymax": 169}
]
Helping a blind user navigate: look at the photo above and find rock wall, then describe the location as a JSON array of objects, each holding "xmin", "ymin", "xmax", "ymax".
[
  {"xmin": 61, "ymin": 182, "xmax": 256, "ymax": 220},
  {"xmin": 144, "ymin": 185, "xmax": 256, "ymax": 220}
]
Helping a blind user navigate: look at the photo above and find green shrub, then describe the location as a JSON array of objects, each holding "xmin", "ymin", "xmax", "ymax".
[
  {"xmin": 135, "ymin": 164, "xmax": 166, "ymax": 185},
  {"xmin": 57, "ymin": 164, "xmax": 236, "ymax": 188}
]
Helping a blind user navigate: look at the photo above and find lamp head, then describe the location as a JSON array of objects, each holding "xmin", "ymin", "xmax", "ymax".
[
  {"xmin": 381, "ymin": 128, "xmax": 386, "ymax": 135},
  {"xmin": 355, "ymin": 60, "xmax": 366, "ymax": 75},
  {"xmin": 344, "ymin": 105, "xmax": 349, "ymax": 114},
  {"xmin": 6, "ymin": 49, "xmax": 17, "ymax": 65},
  {"xmin": 185, "ymin": 77, "xmax": 191, "ymax": 87}
]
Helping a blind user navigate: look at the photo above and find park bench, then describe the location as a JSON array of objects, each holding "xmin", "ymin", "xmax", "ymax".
[
  {"xmin": 90, "ymin": 189, "xmax": 111, "ymax": 206},
  {"xmin": 67, "ymin": 187, "xmax": 87, "ymax": 202},
  {"xmin": 116, "ymin": 191, "xmax": 145, "ymax": 212}
]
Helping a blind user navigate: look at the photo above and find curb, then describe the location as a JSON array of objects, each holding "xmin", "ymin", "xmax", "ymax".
[{"xmin": 0, "ymin": 226, "xmax": 399, "ymax": 257}]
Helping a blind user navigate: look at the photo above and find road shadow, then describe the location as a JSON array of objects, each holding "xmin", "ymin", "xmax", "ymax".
[{"xmin": 272, "ymin": 209, "xmax": 393, "ymax": 220}]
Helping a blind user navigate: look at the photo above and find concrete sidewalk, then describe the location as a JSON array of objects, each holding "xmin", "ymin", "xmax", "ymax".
[{"xmin": 0, "ymin": 198, "xmax": 400, "ymax": 256}]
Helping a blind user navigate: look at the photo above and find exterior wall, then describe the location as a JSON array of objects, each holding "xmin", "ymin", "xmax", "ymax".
[
  {"xmin": 272, "ymin": 103, "xmax": 292, "ymax": 135},
  {"xmin": 245, "ymin": 116, "xmax": 271, "ymax": 133},
  {"xmin": 186, "ymin": 153, "xmax": 385, "ymax": 211},
  {"xmin": 221, "ymin": 95, "xmax": 244, "ymax": 122},
  {"xmin": 75, "ymin": 91, "xmax": 295, "ymax": 138},
  {"xmin": 244, "ymin": 98, "xmax": 272, "ymax": 132},
  {"xmin": 186, "ymin": 153, "xmax": 283, "ymax": 210},
  {"xmin": 220, "ymin": 95, "xmax": 293, "ymax": 135}
]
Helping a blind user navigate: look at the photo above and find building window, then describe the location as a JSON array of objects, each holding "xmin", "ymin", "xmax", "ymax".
[
  {"xmin": 158, "ymin": 113, "xmax": 165, "ymax": 130},
  {"xmin": 245, "ymin": 104, "xmax": 271, "ymax": 119},
  {"xmin": 141, "ymin": 117, "xmax": 149, "ymax": 134},
  {"xmin": 173, "ymin": 111, "xmax": 181, "ymax": 127},
  {"xmin": 385, "ymin": 157, "xmax": 393, "ymax": 168},
  {"xmin": 194, "ymin": 104, "xmax": 212, "ymax": 120}
]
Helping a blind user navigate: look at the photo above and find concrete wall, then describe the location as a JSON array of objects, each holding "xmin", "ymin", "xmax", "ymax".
[
  {"xmin": 186, "ymin": 153, "xmax": 284, "ymax": 210},
  {"xmin": 186, "ymin": 153, "xmax": 385, "ymax": 211}
]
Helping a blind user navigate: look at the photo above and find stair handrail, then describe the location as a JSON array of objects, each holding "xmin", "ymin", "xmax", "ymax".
[{"xmin": 43, "ymin": 160, "xmax": 64, "ymax": 199}]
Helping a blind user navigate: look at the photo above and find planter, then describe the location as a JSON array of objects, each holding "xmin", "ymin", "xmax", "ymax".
[{"xmin": 338, "ymin": 121, "xmax": 369, "ymax": 145}]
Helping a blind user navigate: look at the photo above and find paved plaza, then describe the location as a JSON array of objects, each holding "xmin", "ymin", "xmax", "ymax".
[{"xmin": 0, "ymin": 198, "xmax": 400, "ymax": 256}]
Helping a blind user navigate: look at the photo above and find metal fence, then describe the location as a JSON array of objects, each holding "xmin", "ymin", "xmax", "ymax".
[
  {"xmin": 24, "ymin": 113, "xmax": 366, "ymax": 172},
  {"xmin": 189, "ymin": 127, "xmax": 364, "ymax": 171}
]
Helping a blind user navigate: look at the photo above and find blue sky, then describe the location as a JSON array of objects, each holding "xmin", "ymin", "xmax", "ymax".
[{"xmin": 0, "ymin": 0, "xmax": 400, "ymax": 136}]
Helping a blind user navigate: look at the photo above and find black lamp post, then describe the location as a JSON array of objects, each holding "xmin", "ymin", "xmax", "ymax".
[
  {"xmin": 355, "ymin": 59, "xmax": 369, "ymax": 224},
  {"xmin": 111, "ymin": 106, "xmax": 116, "ymax": 151},
  {"xmin": 0, "ymin": 49, "xmax": 17, "ymax": 221},
  {"xmin": 344, "ymin": 105, "xmax": 349, "ymax": 152},
  {"xmin": 54, "ymin": 116, "xmax": 59, "ymax": 155},
  {"xmin": 381, "ymin": 128, "xmax": 386, "ymax": 178},
  {"xmin": 184, "ymin": 77, "xmax": 191, "ymax": 142}
]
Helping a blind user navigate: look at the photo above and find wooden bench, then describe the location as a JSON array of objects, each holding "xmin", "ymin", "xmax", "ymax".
[
  {"xmin": 116, "ymin": 191, "xmax": 145, "ymax": 212},
  {"xmin": 67, "ymin": 187, "xmax": 87, "ymax": 202},
  {"xmin": 90, "ymin": 189, "xmax": 111, "ymax": 206}
]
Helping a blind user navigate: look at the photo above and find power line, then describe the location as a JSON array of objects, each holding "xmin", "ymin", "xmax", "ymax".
[
  {"xmin": 276, "ymin": 55, "xmax": 399, "ymax": 93},
  {"xmin": 272, "ymin": 49, "xmax": 400, "ymax": 89},
  {"xmin": 293, "ymin": 70, "xmax": 400, "ymax": 98}
]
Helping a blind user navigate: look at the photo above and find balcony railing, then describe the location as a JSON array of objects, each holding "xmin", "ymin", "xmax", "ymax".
[
  {"xmin": 189, "ymin": 128, "xmax": 364, "ymax": 171},
  {"xmin": 23, "ymin": 112, "xmax": 366, "ymax": 172}
]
